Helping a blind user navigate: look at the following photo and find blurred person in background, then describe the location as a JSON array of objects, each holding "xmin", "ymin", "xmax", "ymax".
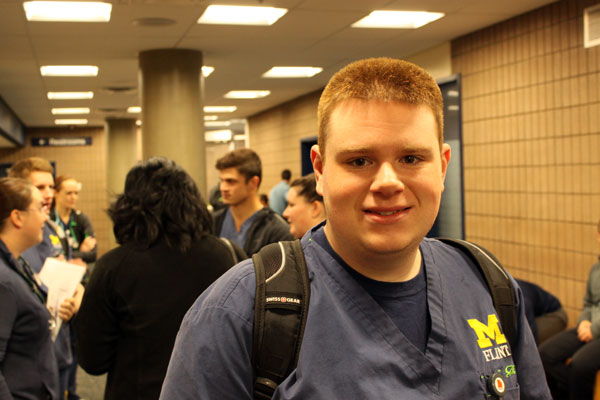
[
  {"xmin": 0, "ymin": 177, "xmax": 60, "ymax": 399},
  {"xmin": 539, "ymin": 219, "xmax": 600, "ymax": 400},
  {"xmin": 282, "ymin": 173, "xmax": 326, "ymax": 238},
  {"xmin": 269, "ymin": 169, "xmax": 291, "ymax": 215},
  {"xmin": 51, "ymin": 175, "xmax": 97, "ymax": 266},
  {"xmin": 74, "ymin": 157, "xmax": 238, "ymax": 400}
]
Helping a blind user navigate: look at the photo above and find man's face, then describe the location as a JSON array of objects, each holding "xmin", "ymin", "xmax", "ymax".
[
  {"xmin": 312, "ymin": 99, "xmax": 450, "ymax": 262},
  {"xmin": 28, "ymin": 171, "xmax": 54, "ymax": 215},
  {"xmin": 219, "ymin": 167, "xmax": 253, "ymax": 207},
  {"xmin": 23, "ymin": 187, "xmax": 48, "ymax": 246}
]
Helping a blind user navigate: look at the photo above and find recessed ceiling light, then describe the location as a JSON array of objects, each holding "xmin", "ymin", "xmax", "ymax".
[
  {"xmin": 127, "ymin": 106, "xmax": 141, "ymax": 113},
  {"xmin": 197, "ymin": 5, "xmax": 287, "ymax": 26},
  {"xmin": 47, "ymin": 91, "xmax": 93, "ymax": 100},
  {"xmin": 51, "ymin": 107, "xmax": 90, "ymax": 115},
  {"xmin": 262, "ymin": 66, "xmax": 323, "ymax": 78},
  {"xmin": 202, "ymin": 66, "xmax": 215, "ymax": 77},
  {"xmin": 24, "ymin": 1, "xmax": 112, "ymax": 22},
  {"xmin": 205, "ymin": 129, "xmax": 233, "ymax": 142},
  {"xmin": 204, "ymin": 106, "xmax": 237, "ymax": 113},
  {"xmin": 224, "ymin": 90, "xmax": 270, "ymax": 99},
  {"xmin": 351, "ymin": 10, "xmax": 444, "ymax": 29},
  {"xmin": 55, "ymin": 119, "xmax": 88, "ymax": 125},
  {"xmin": 136, "ymin": 120, "xmax": 142, "ymax": 126},
  {"xmin": 41, "ymin": 65, "xmax": 99, "ymax": 77},
  {"xmin": 205, "ymin": 120, "xmax": 231, "ymax": 127}
]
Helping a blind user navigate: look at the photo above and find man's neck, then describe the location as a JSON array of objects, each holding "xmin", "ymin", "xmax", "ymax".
[
  {"xmin": 229, "ymin": 196, "xmax": 263, "ymax": 231},
  {"xmin": 323, "ymin": 226, "xmax": 422, "ymax": 282},
  {"xmin": 0, "ymin": 231, "xmax": 25, "ymax": 259}
]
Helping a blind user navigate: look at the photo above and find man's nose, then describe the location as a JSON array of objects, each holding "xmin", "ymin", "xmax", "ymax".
[{"xmin": 370, "ymin": 162, "xmax": 404, "ymax": 195}]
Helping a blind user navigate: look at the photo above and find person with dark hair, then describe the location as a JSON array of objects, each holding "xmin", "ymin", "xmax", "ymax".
[
  {"xmin": 283, "ymin": 173, "xmax": 325, "ymax": 238},
  {"xmin": 259, "ymin": 193, "xmax": 269, "ymax": 207},
  {"xmin": 50, "ymin": 175, "xmax": 97, "ymax": 264},
  {"xmin": 213, "ymin": 149, "xmax": 293, "ymax": 256},
  {"xmin": 269, "ymin": 168, "xmax": 292, "ymax": 215},
  {"xmin": 161, "ymin": 58, "xmax": 549, "ymax": 399},
  {"xmin": 0, "ymin": 177, "xmax": 60, "ymax": 399},
  {"xmin": 74, "ymin": 157, "xmax": 237, "ymax": 400},
  {"xmin": 539, "ymin": 219, "xmax": 600, "ymax": 400}
]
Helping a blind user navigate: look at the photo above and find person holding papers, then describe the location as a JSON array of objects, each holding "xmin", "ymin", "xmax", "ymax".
[
  {"xmin": 0, "ymin": 177, "xmax": 60, "ymax": 399},
  {"xmin": 74, "ymin": 157, "xmax": 237, "ymax": 400}
]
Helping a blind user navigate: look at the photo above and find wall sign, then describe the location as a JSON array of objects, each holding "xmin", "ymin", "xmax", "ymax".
[{"xmin": 31, "ymin": 137, "xmax": 92, "ymax": 147}]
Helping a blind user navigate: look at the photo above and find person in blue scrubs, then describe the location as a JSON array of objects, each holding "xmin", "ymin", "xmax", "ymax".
[
  {"xmin": 0, "ymin": 177, "xmax": 60, "ymax": 399},
  {"xmin": 160, "ymin": 58, "xmax": 551, "ymax": 399}
]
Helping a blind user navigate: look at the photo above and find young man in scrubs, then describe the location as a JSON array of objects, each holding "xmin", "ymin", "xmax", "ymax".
[{"xmin": 160, "ymin": 58, "xmax": 551, "ymax": 400}]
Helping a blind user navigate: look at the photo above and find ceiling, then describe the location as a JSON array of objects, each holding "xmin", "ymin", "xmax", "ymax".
[{"xmin": 0, "ymin": 0, "xmax": 556, "ymax": 129}]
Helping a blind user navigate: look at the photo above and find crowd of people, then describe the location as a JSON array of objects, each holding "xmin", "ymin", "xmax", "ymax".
[{"xmin": 0, "ymin": 57, "xmax": 598, "ymax": 400}]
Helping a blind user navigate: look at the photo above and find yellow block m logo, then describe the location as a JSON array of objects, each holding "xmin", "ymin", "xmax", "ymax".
[{"xmin": 467, "ymin": 314, "xmax": 507, "ymax": 349}]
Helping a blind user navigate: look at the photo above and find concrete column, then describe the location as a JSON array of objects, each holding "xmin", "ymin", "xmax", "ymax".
[
  {"xmin": 105, "ymin": 117, "xmax": 138, "ymax": 248},
  {"xmin": 138, "ymin": 49, "xmax": 206, "ymax": 194}
]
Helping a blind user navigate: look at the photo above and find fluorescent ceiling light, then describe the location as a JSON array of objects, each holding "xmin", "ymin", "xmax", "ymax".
[
  {"xmin": 205, "ymin": 121, "xmax": 231, "ymax": 127},
  {"xmin": 204, "ymin": 106, "xmax": 237, "ymax": 113},
  {"xmin": 204, "ymin": 115, "xmax": 218, "ymax": 121},
  {"xmin": 198, "ymin": 5, "xmax": 287, "ymax": 26},
  {"xmin": 205, "ymin": 129, "xmax": 232, "ymax": 142},
  {"xmin": 234, "ymin": 134, "xmax": 247, "ymax": 141},
  {"xmin": 136, "ymin": 120, "xmax": 142, "ymax": 126},
  {"xmin": 47, "ymin": 91, "xmax": 93, "ymax": 100},
  {"xmin": 24, "ymin": 1, "xmax": 112, "ymax": 22},
  {"xmin": 55, "ymin": 119, "xmax": 88, "ymax": 125},
  {"xmin": 41, "ymin": 65, "xmax": 99, "ymax": 77},
  {"xmin": 51, "ymin": 107, "xmax": 90, "ymax": 115},
  {"xmin": 202, "ymin": 66, "xmax": 215, "ymax": 77},
  {"xmin": 263, "ymin": 66, "xmax": 323, "ymax": 78},
  {"xmin": 351, "ymin": 10, "xmax": 444, "ymax": 29},
  {"xmin": 225, "ymin": 90, "xmax": 270, "ymax": 99},
  {"xmin": 127, "ymin": 106, "xmax": 141, "ymax": 113}
]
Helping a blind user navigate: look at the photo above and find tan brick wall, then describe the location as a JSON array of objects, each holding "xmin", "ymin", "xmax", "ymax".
[
  {"xmin": 453, "ymin": 0, "xmax": 600, "ymax": 326},
  {"xmin": 248, "ymin": 91, "xmax": 321, "ymax": 195},
  {"xmin": 0, "ymin": 127, "xmax": 111, "ymax": 259}
]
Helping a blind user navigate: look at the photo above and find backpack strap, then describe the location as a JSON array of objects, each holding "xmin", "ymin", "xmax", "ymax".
[
  {"xmin": 252, "ymin": 240, "xmax": 310, "ymax": 400},
  {"xmin": 437, "ymin": 238, "xmax": 517, "ymax": 351}
]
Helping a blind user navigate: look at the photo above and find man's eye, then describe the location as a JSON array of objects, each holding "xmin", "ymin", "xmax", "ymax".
[
  {"xmin": 403, "ymin": 155, "xmax": 420, "ymax": 164},
  {"xmin": 348, "ymin": 158, "xmax": 369, "ymax": 167}
]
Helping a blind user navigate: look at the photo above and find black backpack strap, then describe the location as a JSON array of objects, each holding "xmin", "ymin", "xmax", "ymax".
[
  {"xmin": 252, "ymin": 240, "xmax": 310, "ymax": 400},
  {"xmin": 438, "ymin": 238, "xmax": 517, "ymax": 351}
]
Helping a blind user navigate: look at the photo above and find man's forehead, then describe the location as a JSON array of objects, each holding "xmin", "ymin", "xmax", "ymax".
[
  {"xmin": 28, "ymin": 171, "xmax": 54, "ymax": 186},
  {"xmin": 219, "ymin": 167, "xmax": 242, "ymax": 180}
]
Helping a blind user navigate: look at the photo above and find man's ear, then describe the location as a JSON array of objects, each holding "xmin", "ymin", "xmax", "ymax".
[
  {"xmin": 440, "ymin": 143, "xmax": 451, "ymax": 191},
  {"xmin": 311, "ymin": 145, "xmax": 324, "ymax": 196},
  {"xmin": 248, "ymin": 175, "xmax": 260, "ymax": 191},
  {"xmin": 9, "ymin": 209, "xmax": 24, "ymax": 229}
]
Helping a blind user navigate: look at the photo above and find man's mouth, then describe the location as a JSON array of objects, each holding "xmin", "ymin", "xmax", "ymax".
[{"xmin": 365, "ymin": 207, "xmax": 410, "ymax": 216}]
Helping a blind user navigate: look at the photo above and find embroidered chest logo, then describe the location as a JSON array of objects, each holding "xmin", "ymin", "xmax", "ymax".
[{"xmin": 467, "ymin": 314, "xmax": 512, "ymax": 362}]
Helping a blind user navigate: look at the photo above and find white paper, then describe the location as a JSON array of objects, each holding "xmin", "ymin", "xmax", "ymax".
[{"xmin": 39, "ymin": 258, "xmax": 85, "ymax": 340}]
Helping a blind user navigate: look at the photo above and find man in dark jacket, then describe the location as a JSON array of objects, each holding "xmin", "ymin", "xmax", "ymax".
[{"xmin": 213, "ymin": 148, "xmax": 293, "ymax": 256}]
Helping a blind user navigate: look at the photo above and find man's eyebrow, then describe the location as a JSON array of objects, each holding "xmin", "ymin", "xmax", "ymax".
[{"xmin": 336, "ymin": 145, "xmax": 436, "ymax": 156}]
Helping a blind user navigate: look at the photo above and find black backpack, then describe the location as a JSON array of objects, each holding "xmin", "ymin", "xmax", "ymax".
[{"xmin": 251, "ymin": 238, "xmax": 517, "ymax": 400}]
